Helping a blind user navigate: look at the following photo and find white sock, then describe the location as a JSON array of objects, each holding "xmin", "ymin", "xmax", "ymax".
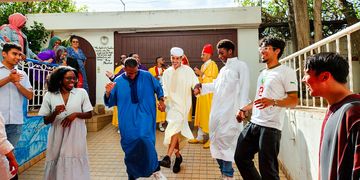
[{"xmin": 196, "ymin": 128, "xmax": 204, "ymax": 140}]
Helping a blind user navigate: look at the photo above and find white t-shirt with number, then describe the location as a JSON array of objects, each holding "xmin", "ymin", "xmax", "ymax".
[{"xmin": 250, "ymin": 64, "xmax": 298, "ymax": 130}]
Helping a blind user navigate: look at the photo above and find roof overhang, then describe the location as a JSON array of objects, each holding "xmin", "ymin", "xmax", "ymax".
[
  {"xmin": 27, "ymin": 7, "xmax": 261, "ymax": 32},
  {"xmin": 0, "ymin": 0, "xmax": 48, "ymax": 2}
]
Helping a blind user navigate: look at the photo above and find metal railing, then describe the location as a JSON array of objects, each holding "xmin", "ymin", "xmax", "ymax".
[
  {"xmin": 18, "ymin": 59, "xmax": 58, "ymax": 111},
  {"xmin": 280, "ymin": 22, "xmax": 360, "ymax": 109}
]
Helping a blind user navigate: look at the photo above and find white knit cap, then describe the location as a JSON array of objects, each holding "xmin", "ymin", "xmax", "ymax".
[{"xmin": 170, "ymin": 47, "xmax": 184, "ymax": 57}]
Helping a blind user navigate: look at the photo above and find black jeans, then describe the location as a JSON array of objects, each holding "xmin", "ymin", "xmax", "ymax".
[{"xmin": 234, "ymin": 122, "xmax": 281, "ymax": 180}]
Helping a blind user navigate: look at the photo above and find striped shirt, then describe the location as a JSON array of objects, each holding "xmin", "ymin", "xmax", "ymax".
[{"xmin": 319, "ymin": 94, "xmax": 360, "ymax": 180}]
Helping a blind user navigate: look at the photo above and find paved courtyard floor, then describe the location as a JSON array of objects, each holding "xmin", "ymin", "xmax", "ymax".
[{"xmin": 19, "ymin": 124, "xmax": 288, "ymax": 180}]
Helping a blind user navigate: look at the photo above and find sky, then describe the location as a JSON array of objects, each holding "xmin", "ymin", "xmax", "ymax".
[{"xmin": 75, "ymin": 0, "xmax": 239, "ymax": 12}]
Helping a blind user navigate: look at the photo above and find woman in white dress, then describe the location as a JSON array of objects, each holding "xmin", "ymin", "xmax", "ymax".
[{"xmin": 39, "ymin": 66, "xmax": 93, "ymax": 180}]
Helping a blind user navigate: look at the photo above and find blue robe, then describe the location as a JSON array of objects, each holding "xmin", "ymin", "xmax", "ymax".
[{"xmin": 104, "ymin": 70, "xmax": 164, "ymax": 178}]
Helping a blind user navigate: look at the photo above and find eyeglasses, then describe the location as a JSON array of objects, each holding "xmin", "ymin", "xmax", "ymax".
[
  {"xmin": 258, "ymin": 46, "xmax": 273, "ymax": 52},
  {"xmin": 64, "ymin": 77, "xmax": 78, "ymax": 82}
]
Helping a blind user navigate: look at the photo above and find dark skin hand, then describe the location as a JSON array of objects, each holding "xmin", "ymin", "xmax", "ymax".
[
  {"xmin": 44, "ymin": 105, "xmax": 65, "ymax": 125},
  {"xmin": 61, "ymin": 112, "xmax": 78, "ymax": 127},
  {"xmin": 61, "ymin": 111, "xmax": 92, "ymax": 127},
  {"xmin": 236, "ymin": 110, "xmax": 249, "ymax": 123},
  {"xmin": 157, "ymin": 98, "xmax": 166, "ymax": 112}
]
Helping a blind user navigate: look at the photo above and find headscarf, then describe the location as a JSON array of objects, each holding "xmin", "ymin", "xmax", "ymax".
[
  {"xmin": 7, "ymin": 13, "xmax": 27, "ymax": 49},
  {"xmin": 46, "ymin": 36, "xmax": 61, "ymax": 50},
  {"xmin": 8, "ymin": 13, "xmax": 27, "ymax": 29},
  {"xmin": 55, "ymin": 46, "xmax": 67, "ymax": 65}
]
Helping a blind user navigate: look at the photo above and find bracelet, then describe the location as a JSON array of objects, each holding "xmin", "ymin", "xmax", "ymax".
[{"xmin": 273, "ymin": 99, "xmax": 278, "ymax": 106}]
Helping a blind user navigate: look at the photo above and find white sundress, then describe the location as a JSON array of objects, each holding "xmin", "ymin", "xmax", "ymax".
[{"xmin": 38, "ymin": 88, "xmax": 93, "ymax": 180}]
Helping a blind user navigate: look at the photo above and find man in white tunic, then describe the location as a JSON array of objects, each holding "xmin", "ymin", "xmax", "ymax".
[
  {"xmin": 194, "ymin": 39, "xmax": 250, "ymax": 179},
  {"xmin": 0, "ymin": 112, "xmax": 18, "ymax": 180},
  {"xmin": 159, "ymin": 47, "xmax": 199, "ymax": 173}
]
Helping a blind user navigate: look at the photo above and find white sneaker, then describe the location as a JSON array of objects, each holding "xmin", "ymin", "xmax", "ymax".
[
  {"xmin": 152, "ymin": 171, "xmax": 167, "ymax": 180},
  {"xmin": 158, "ymin": 123, "xmax": 165, "ymax": 132}
]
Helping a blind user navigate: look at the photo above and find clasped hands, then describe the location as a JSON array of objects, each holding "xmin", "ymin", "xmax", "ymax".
[
  {"xmin": 236, "ymin": 97, "xmax": 274, "ymax": 123},
  {"xmin": 193, "ymin": 83, "xmax": 201, "ymax": 96},
  {"xmin": 9, "ymin": 69, "xmax": 23, "ymax": 86},
  {"xmin": 236, "ymin": 109, "xmax": 249, "ymax": 123},
  {"xmin": 54, "ymin": 104, "xmax": 78, "ymax": 127},
  {"xmin": 157, "ymin": 98, "xmax": 166, "ymax": 112}
]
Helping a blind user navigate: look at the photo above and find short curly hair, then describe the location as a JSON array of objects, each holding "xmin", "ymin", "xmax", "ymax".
[
  {"xmin": 217, "ymin": 39, "xmax": 235, "ymax": 52},
  {"xmin": 259, "ymin": 36, "xmax": 286, "ymax": 59},
  {"xmin": 47, "ymin": 66, "xmax": 78, "ymax": 93}
]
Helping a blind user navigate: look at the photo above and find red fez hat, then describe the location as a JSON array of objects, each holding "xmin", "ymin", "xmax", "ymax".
[{"xmin": 202, "ymin": 44, "xmax": 213, "ymax": 55}]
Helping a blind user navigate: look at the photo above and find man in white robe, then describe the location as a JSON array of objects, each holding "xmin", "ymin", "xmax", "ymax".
[
  {"xmin": 159, "ymin": 47, "xmax": 199, "ymax": 173},
  {"xmin": 194, "ymin": 39, "xmax": 250, "ymax": 179},
  {"xmin": 0, "ymin": 112, "xmax": 17, "ymax": 180}
]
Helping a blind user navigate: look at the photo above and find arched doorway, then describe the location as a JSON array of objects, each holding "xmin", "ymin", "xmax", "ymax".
[{"xmin": 77, "ymin": 36, "xmax": 96, "ymax": 106}]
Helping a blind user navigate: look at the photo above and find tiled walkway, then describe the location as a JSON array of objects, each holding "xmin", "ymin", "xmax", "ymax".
[{"xmin": 20, "ymin": 124, "xmax": 288, "ymax": 180}]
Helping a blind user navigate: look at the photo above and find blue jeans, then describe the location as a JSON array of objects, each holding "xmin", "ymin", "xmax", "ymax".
[
  {"xmin": 216, "ymin": 159, "xmax": 234, "ymax": 177},
  {"xmin": 5, "ymin": 124, "xmax": 23, "ymax": 147}
]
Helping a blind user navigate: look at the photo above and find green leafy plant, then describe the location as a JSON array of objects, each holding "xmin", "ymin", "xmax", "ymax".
[
  {"xmin": 22, "ymin": 22, "xmax": 50, "ymax": 54},
  {"xmin": 0, "ymin": 0, "xmax": 87, "ymax": 53}
]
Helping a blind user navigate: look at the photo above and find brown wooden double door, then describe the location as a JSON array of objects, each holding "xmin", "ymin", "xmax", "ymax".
[{"xmin": 114, "ymin": 29, "xmax": 237, "ymax": 70}]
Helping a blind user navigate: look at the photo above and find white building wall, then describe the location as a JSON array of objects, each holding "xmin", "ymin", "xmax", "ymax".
[
  {"xmin": 279, "ymin": 109, "xmax": 325, "ymax": 180},
  {"xmin": 26, "ymin": 7, "xmax": 261, "ymax": 31},
  {"xmin": 237, "ymin": 29, "xmax": 261, "ymax": 99},
  {"xmin": 27, "ymin": 7, "xmax": 262, "ymax": 105},
  {"xmin": 53, "ymin": 31, "xmax": 115, "ymax": 104}
]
